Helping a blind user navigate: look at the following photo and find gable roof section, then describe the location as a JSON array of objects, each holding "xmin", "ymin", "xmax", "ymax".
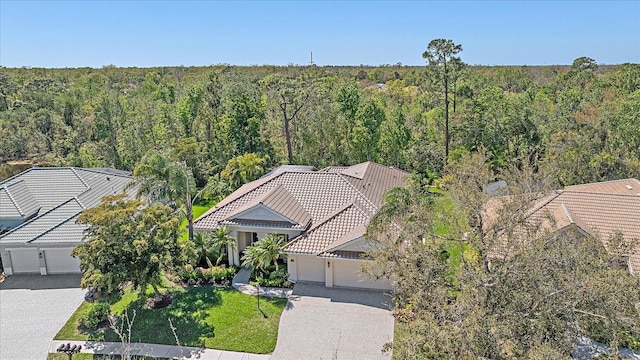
[
  {"xmin": 0, "ymin": 198, "xmax": 85, "ymax": 244},
  {"xmin": 225, "ymin": 185, "xmax": 311, "ymax": 228},
  {"xmin": 0, "ymin": 167, "xmax": 133, "ymax": 245},
  {"xmin": 285, "ymin": 200, "xmax": 370, "ymax": 255},
  {"xmin": 0, "ymin": 180, "xmax": 40, "ymax": 219},
  {"xmin": 522, "ymin": 178, "xmax": 640, "ymax": 274}
]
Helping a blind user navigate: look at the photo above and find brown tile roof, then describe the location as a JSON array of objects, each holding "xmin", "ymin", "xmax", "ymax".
[
  {"xmin": 522, "ymin": 178, "xmax": 640, "ymax": 274},
  {"xmin": 194, "ymin": 162, "xmax": 409, "ymax": 258},
  {"xmin": 318, "ymin": 250, "xmax": 368, "ymax": 259},
  {"xmin": 225, "ymin": 184, "xmax": 311, "ymax": 228}
]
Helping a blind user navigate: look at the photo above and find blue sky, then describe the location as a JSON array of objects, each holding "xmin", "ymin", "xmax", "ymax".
[{"xmin": 1, "ymin": 1, "xmax": 639, "ymax": 68}]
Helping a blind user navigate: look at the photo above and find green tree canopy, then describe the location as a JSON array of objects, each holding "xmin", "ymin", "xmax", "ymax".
[{"xmin": 73, "ymin": 194, "xmax": 184, "ymax": 298}]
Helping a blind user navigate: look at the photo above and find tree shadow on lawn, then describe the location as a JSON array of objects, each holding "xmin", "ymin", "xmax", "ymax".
[{"xmin": 103, "ymin": 286, "xmax": 222, "ymax": 347}]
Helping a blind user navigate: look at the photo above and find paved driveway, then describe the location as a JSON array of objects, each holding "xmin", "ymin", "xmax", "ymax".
[
  {"xmin": 270, "ymin": 283, "xmax": 394, "ymax": 360},
  {"xmin": 0, "ymin": 274, "xmax": 84, "ymax": 360}
]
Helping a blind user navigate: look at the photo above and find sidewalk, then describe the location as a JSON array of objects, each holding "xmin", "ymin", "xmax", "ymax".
[
  {"xmin": 50, "ymin": 340, "xmax": 270, "ymax": 360},
  {"xmin": 231, "ymin": 268, "xmax": 292, "ymax": 298}
]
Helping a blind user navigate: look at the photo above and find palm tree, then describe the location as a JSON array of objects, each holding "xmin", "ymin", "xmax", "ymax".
[
  {"xmin": 210, "ymin": 226, "xmax": 236, "ymax": 266},
  {"xmin": 241, "ymin": 234, "xmax": 287, "ymax": 272},
  {"xmin": 193, "ymin": 233, "xmax": 214, "ymax": 268},
  {"xmin": 241, "ymin": 245, "xmax": 262, "ymax": 269},
  {"xmin": 129, "ymin": 150, "xmax": 197, "ymax": 241}
]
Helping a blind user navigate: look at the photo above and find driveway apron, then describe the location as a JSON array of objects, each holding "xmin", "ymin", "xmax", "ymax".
[
  {"xmin": 270, "ymin": 282, "xmax": 394, "ymax": 360},
  {"xmin": 0, "ymin": 274, "xmax": 84, "ymax": 360}
]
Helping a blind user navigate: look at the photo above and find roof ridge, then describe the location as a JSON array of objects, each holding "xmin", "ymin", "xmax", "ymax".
[
  {"xmin": 27, "ymin": 206, "xmax": 84, "ymax": 244},
  {"xmin": 77, "ymin": 167, "xmax": 133, "ymax": 178},
  {"xmin": 525, "ymin": 191, "xmax": 562, "ymax": 218},
  {"xmin": 305, "ymin": 199, "xmax": 360, "ymax": 235},
  {"xmin": 2, "ymin": 182, "xmax": 25, "ymax": 216},
  {"xmin": 0, "ymin": 197, "xmax": 80, "ymax": 239},
  {"xmin": 70, "ymin": 167, "xmax": 90, "ymax": 189},
  {"xmin": 337, "ymin": 173, "xmax": 379, "ymax": 214},
  {"xmin": 195, "ymin": 172, "xmax": 288, "ymax": 224},
  {"xmin": 560, "ymin": 203, "xmax": 573, "ymax": 223}
]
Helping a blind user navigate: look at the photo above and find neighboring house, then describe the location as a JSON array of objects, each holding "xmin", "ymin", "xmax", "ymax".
[
  {"xmin": 0, "ymin": 167, "xmax": 134, "ymax": 275},
  {"xmin": 194, "ymin": 161, "xmax": 408, "ymax": 290},
  {"xmin": 497, "ymin": 178, "xmax": 640, "ymax": 274}
]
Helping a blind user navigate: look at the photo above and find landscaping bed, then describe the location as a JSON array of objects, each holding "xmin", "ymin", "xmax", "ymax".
[{"xmin": 55, "ymin": 283, "xmax": 287, "ymax": 354}]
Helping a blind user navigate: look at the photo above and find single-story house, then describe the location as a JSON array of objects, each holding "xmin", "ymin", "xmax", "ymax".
[
  {"xmin": 193, "ymin": 161, "xmax": 408, "ymax": 290},
  {"xmin": 491, "ymin": 178, "xmax": 640, "ymax": 274},
  {"xmin": 0, "ymin": 167, "xmax": 134, "ymax": 275}
]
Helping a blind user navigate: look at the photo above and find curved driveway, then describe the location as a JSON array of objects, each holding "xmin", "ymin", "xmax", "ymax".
[
  {"xmin": 0, "ymin": 274, "xmax": 84, "ymax": 360},
  {"xmin": 270, "ymin": 282, "xmax": 394, "ymax": 360}
]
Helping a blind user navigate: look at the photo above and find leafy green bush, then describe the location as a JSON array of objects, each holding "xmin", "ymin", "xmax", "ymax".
[
  {"xmin": 179, "ymin": 265, "xmax": 238, "ymax": 285},
  {"xmin": 79, "ymin": 301, "xmax": 110, "ymax": 329},
  {"xmin": 251, "ymin": 265, "xmax": 290, "ymax": 287}
]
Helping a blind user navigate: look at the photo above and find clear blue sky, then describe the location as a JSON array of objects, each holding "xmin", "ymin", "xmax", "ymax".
[{"xmin": 1, "ymin": 1, "xmax": 639, "ymax": 68}]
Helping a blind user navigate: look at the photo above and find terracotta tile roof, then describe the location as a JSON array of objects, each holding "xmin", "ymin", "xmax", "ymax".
[
  {"xmin": 518, "ymin": 178, "xmax": 640, "ymax": 274},
  {"xmin": 225, "ymin": 184, "xmax": 311, "ymax": 228},
  {"xmin": 285, "ymin": 201, "xmax": 369, "ymax": 254},
  {"xmin": 194, "ymin": 162, "xmax": 409, "ymax": 258},
  {"xmin": 318, "ymin": 250, "xmax": 368, "ymax": 259},
  {"xmin": 565, "ymin": 178, "xmax": 640, "ymax": 195}
]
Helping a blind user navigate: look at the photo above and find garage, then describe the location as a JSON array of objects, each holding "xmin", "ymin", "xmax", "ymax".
[
  {"xmin": 332, "ymin": 259, "xmax": 392, "ymax": 290},
  {"xmin": 44, "ymin": 248, "xmax": 81, "ymax": 274},
  {"xmin": 9, "ymin": 248, "xmax": 40, "ymax": 274},
  {"xmin": 289, "ymin": 254, "xmax": 325, "ymax": 283}
]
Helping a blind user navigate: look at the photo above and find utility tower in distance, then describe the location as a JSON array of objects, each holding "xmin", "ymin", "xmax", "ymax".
[{"xmin": 309, "ymin": 52, "xmax": 315, "ymax": 66}]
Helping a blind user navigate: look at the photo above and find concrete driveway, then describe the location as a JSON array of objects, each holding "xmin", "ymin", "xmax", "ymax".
[
  {"xmin": 0, "ymin": 274, "xmax": 84, "ymax": 360},
  {"xmin": 270, "ymin": 282, "xmax": 394, "ymax": 360}
]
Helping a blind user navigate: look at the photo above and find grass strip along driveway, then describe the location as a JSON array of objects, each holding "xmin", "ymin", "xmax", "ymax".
[{"xmin": 55, "ymin": 285, "xmax": 287, "ymax": 354}]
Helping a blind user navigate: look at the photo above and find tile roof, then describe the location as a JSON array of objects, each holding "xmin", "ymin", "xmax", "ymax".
[
  {"xmin": 0, "ymin": 167, "xmax": 133, "ymax": 245},
  {"xmin": 225, "ymin": 185, "xmax": 311, "ymax": 228},
  {"xmin": 194, "ymin": 162, "xmax": 409, "ymax": 258},
  {"xmin": 0, "ymin": 180, "xmax": 40, "ymax": 218},
  {"xmin": 512, "ymin": 178, "xmax": 640, "ymax": 274},
  {"xmin": 285, "ymin": 201, "xmax": 369, "ymax": 254}
]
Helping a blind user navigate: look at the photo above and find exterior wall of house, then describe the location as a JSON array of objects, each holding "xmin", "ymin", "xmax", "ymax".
[{"xmin": 225, "ymin": 228, "xmax": 304, "ymax": 266}]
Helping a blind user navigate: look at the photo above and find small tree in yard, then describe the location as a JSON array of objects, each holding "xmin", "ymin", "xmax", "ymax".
[{"xmin": 73, "ymin": 194, "xmax": 184, "ymax": 305}]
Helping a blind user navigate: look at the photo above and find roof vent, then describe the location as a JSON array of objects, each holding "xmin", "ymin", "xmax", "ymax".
[{"xmin": 626, "ymin": 185, "xmax": 633, "ymax": 190}]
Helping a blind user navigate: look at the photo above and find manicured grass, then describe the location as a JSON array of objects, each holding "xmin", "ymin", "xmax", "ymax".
[
  {"xmin": 179, "ymin": 199, "xmax": 217, "ymax": 240},
  {"xmin": 55, "ymin": 285, "xmax": 287, "ymax": 354},
  {"xmin": 55, "ymin": 301, "xmax": 94, "ymax": 341}
]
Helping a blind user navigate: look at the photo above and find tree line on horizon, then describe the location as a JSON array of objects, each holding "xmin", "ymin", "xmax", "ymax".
[{"xmin": 0, "ymin": 43, "xmax": 639, "ymax": 189}]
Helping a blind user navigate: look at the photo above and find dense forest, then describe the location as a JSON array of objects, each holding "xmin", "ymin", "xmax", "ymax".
[{"xmin": 1, "ymin": 53, "xmax": 639, "ymax": 187}]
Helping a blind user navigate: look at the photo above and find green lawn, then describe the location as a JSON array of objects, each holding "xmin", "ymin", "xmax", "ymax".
[
  {"xmin": 179, "ymin": 199, "xmax": 217, "ymax": 240},
  {"xmin": 55, "ymin": 285, "xmax": 287, "ymax": 354}
]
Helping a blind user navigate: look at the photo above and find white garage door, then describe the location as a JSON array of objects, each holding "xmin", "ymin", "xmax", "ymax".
[
  {"xmin": 10, "ymin": 248, "xmax": 40, "ymax": 274},
  {"xmin": 44, "ymin": 248, "xmax": 81, "ymax": 274},
  {"xmin": 296, "ymin": 255, "xmax": 325, "ymax": 282},
  {"xmin": 333, "ymin": 260, "xmax": 392, "ymax": 290}
]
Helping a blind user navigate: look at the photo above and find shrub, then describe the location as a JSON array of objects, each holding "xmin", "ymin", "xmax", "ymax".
[{"xmin": 80, "ymin": 301, "xmax": 111, "ymax": 329}]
